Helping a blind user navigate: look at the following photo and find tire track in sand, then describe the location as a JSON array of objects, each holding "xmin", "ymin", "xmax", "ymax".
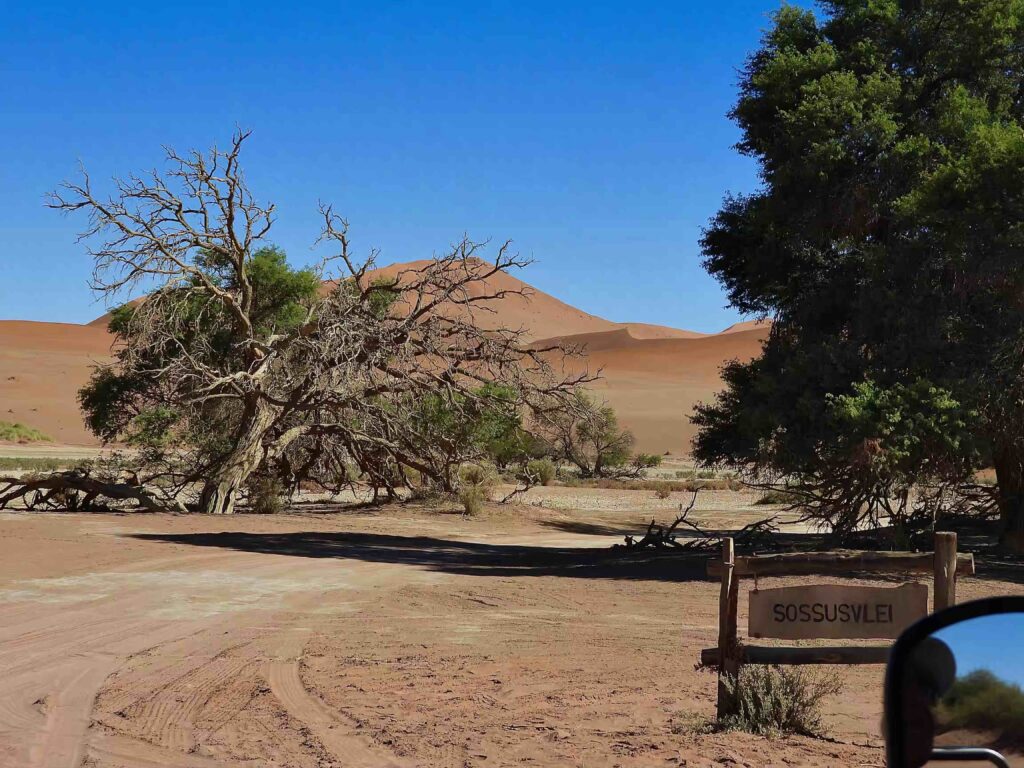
[
  {"xmin": 263, "ymin": 627, "xmax": 409, "ymax": 768},
  {"xmin": 28, "ymin": 655, "xmax": 117, "ymax": 768}
]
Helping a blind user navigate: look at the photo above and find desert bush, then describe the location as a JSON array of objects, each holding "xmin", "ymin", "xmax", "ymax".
[
  {"xmin": 458, "ymin": 464, "xmax": 496, "ymax": 515},
  {"xmin": 0, "ymin": 421, "xmax": 52, "ymax": 444},
  {"xmin": 561, "ymin": 477, "xmax": 742, "ymax": 492},
  {"xmin": 526, "ymin": 458, "xmax": 556, "ymax": 486},
  {"xmin": 633, "ymin": 453, "xmax": 663, "ymax": 472},
  {"xmin": 537, "ymin": 390, "xmax": 660, "ymax": 479},
  {"xmin": 720, "ymin": 665, "xmax": 842, "ymax": 737},
  {"xmin": 459, "ymin": 485, "xmax": 488, "ymax": 515},
  {"xmin": 937, "ymin": 670, "xmax": 1024, "ymax": 739},
  {"xmin": 755, "ymin": 488, "xmax": 802, "ymax": 506},
  {"xmin": 654, "ymin": 487, "xmax": 672, "ymax": 500},
  {"xmin": 246, "ymin": 475, "xmax": 286, "ymax": 514},
  {"xmin": 402, "ymin": 465, "xmax": 423, "ymax": 488}
]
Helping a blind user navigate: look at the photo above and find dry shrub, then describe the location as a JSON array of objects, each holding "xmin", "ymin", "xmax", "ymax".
[
  {"xmin": 654, "ymin": 486, "xmax": 672, "ymax": 500},
  {"xmin": 563, "ymin": 477, "xmax": 741, "ymax": 492},
  {"xmin": 458, "ymin": 464, "xmax": 496, "ymax": 515},
  {"xmin": 720, "ymin": 665, "xmax": 842, "ymax": 737},
  {"xmin": 246, "ymin": 476, "xmax": 285, "ymax": 514},
  {"xmin": 526, "ymin": 458, "xmax": 556, "ymax": 486},
  {"xmin": 755, "ymin": 488, "xmax": 802, "ymax": 506},
  {"xmin": 0, "ymin": 457, "xmax": 81, "ymax": 472}
]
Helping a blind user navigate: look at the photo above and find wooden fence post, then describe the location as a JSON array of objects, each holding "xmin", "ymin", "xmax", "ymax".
[
  {"xmin": 933, "ymin": 532, "xmax": 957, "ymax": 612},
  {"xmin": 717, "ymin": 537, "xmax": 739, "ymax": 717}
]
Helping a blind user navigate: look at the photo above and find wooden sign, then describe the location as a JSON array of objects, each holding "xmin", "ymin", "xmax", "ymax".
[{"xmin": 748, "ymin": 583, "xmax": 928, "ymax": 640}]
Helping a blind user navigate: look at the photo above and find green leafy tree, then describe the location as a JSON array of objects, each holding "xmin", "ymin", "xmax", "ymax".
[
  {"xmin": 541, "ymin": 390, "xmax": 660, "ymax": 478},
  {"xmin": 693, "ymin": 0, "xmax": 1024, "ymax": 544}
]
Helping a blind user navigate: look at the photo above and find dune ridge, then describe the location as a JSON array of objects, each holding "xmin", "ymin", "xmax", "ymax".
[{"xmin": 3, "ymin": 262, "xmax": 767, "ymax": 452}]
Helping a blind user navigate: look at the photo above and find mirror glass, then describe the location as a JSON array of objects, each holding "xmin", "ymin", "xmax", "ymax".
[{"xmin": 905, "ymin": 613, "xmax": 1024, "ymax": 766}]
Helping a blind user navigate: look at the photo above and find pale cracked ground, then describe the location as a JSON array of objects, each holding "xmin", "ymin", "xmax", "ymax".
[{"xmin": 1, "ymin": 496, "xmax": 1022, "ymax": 768}]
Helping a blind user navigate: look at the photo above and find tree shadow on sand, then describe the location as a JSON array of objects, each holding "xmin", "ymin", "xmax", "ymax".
[
  {"xmin": 128, "ymin": 525, "xmax": 1024, "ymax": 586},
  {"xmin": 127, "ymin": 530, "xmax": 714, "ymax": 582}
]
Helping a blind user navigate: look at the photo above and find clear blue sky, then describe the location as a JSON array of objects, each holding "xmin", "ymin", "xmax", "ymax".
[
  {"xmin": 1, "ymin": 1, "xmax": 776, "ymax": 331},
  {"xmin": 934, "ymin": 614, "xmax": 1024, "ymax": 687}
]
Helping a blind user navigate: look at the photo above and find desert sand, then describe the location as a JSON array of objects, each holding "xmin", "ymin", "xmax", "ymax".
[
  {"xmin": 8, "ymin": 498, "xmax": 1019, "ymax": 768},
  {"xmin": 1, "ymin": 262, "xmax": 766, "ymax": 453},
  {"xmin": 1, "ymin": 499, "xmax": 1020, "ymax": 768}
]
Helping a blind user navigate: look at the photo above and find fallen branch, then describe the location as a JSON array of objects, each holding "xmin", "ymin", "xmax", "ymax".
[
  {"xmin": 615, "ymin": 491, "xmax": 779, "ymax": 552},
  {"xmin": 0, "ymin": 469, "xmax": 187, "ymax": 513},
  {"xmin": 618, "ymin": 492, "xmax": 704, "ymax": 549}
]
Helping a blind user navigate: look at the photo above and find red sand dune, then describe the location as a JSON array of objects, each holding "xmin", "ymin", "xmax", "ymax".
[
  {"xmin": 3, "ymin": 262, "xmax": 768, "ymax": 453},
  {"xmin": 0, "ymin": 321, "xmax": 114, "ymax": 446},
  {"xmin": 535, "ymin": 325, "xmax": 768, "ymax": 454}
]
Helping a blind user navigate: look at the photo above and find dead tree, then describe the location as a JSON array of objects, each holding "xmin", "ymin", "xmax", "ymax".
[{"xmin": 37, "ymin": 130, "xmax": 591, "ymax": 514}]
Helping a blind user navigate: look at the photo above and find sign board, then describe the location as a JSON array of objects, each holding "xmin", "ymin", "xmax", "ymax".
[{"xmin": 748, "ymin": 583, "xmax": 928, "ymax": 640}]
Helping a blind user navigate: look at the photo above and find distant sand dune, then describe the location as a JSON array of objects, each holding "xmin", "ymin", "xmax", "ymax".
[
  {"xmin": 0, "ymin": 321, "xmax": 113, "ymax": 446},
  {"xmin": 534, "ymin": 326, "xmax": 768, "ymax": 454},
  {"xmin": 3, "ymin": 262, "xmax": 767, "ymax": 453}
]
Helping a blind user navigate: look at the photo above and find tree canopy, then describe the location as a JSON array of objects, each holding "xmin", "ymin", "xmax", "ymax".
[{"xmin": 693, "ymin": 0, "xmax": 1024, "ymax": 544}]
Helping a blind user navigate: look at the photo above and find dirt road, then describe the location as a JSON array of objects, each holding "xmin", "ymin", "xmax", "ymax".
[{"xmin": 0, "ymin": 506, "xmax": 1018, "ymax": 767}]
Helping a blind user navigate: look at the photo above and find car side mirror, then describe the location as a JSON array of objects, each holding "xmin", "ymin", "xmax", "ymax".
[{"xmin": 884, "ymin": 596, "xmax": 1024, "ymax": 767}]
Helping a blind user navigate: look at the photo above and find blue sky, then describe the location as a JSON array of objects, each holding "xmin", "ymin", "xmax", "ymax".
[
  {"xmin": 934, "ymin": 614, "xmax": 1024, "ymax": 688},
  {"xmin": 1, "ymin": 1, "xmax": 777, "ymax": 331}
]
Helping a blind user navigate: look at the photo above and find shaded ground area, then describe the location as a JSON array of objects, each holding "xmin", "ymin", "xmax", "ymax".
[
  {"xmin": 130, "ymin": 529, "xmax": 713, "ymax": 582},
  {"xmin": 0, "ymin": 499, "xmax": 1022, "ymax": 767}
]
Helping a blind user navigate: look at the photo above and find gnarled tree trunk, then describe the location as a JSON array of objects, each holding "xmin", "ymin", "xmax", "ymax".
[
  {"xmin": 198, "ymin": 401, "xmax": 279, "ymax": 514},
  {"xmin": 993, "ymin": 442, "xmax": 1024, "ymax": 552}
]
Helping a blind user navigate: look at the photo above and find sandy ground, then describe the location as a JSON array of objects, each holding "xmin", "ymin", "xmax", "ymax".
[
  {"xmin": 0, "ymin": 444, "xmax": 110, "ymax": 460},
  {"xmin": 2, "ymin": 499, "xmax": 1022, "ymax": 768}
]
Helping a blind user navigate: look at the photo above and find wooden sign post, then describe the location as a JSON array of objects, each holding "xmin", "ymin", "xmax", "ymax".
[
  {"xmin": 717, "ymin": 537, "xmax": 739, "ymax": 717},
  {"xmin": 702, "ymin": 532, "xmax": 974, "ymax": 717}
]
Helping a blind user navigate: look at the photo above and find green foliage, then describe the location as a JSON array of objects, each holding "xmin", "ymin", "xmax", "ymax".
[
  {"xmin": 79, "ymin": 245, "xmax": 319, "ymax": 449},
  {"xmin": 632, "ymin": 453, "xmax": 663, "ymax": 471},
  {"xmin": 694, "ymin": 0, "xmax": 1024, "ymax": 535},
  {"xmin": 937, "ymin": 669, "xmax": 1024, "ymax": 739},
  {"xmin": 128, "ymin": 407, "xmax": 180, "ymax": 449},
  {"xmin": 0, "ymin": 421, "xmax": 52, "ymax": 443},
  {"xmin": 826, "ymin": 379, "xmax": 980, "ymax": 484},
  {"xmin": 336, "ymin": 275, "xmax": 400, "ymax": 320},
  {"xmin": 244, "ymin": 247, "xmax": 319, "ymax": 334},
  {"xmin": 577, "ymin": 398, "xmax": 633, "ymax": 471},
  {"xmin": 558, "ymin": 476, "xmax": 743, "ymax": 492},
  {"xmin": 544, "ymin": 390, "xmax": 655, "ymax": 479},
  {"xmin": 410, "ymin": 383, "xmax": 539, "ymax": 484},
  {"xmin": 720, "ymin": 665, "xmax": 842, "ymax": 738},
  {"xmin": 475, "ymin": 383, "xmax": 530, "ymax": 467},
  {"xmin": 78, "ymin": 365, "xmax": 152, "ymax": 443},
  {"xmin": 525, "ymin": 457, "xmax": 556, "ymax": 486}
]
